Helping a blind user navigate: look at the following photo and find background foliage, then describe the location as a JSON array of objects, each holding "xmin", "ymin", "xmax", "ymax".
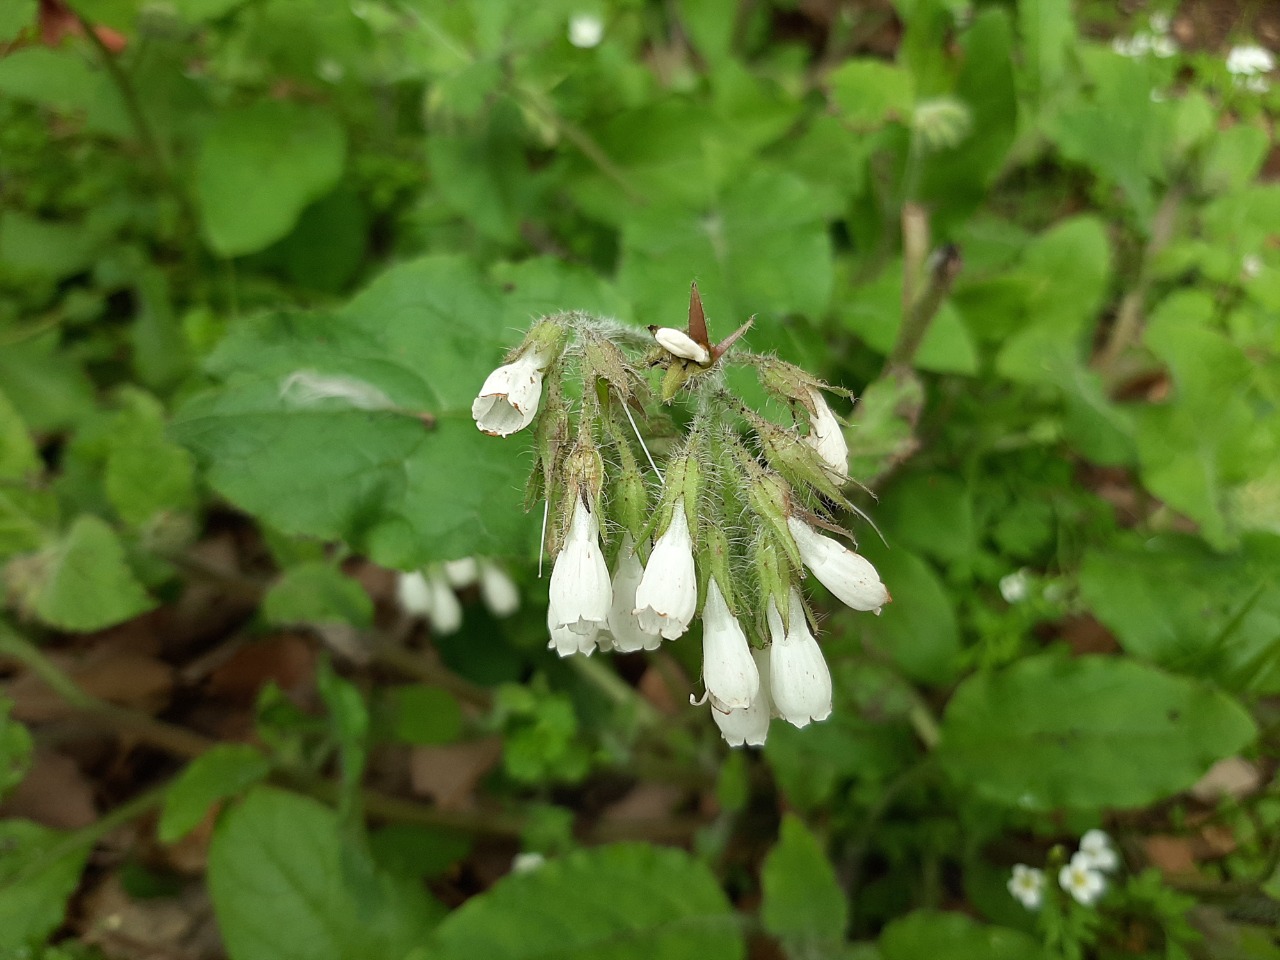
[{"xmin": 1, "ymin": 0, "xmax": 1279, "ymax": 957}]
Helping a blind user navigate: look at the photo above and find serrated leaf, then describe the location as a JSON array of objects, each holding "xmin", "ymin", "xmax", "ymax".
[
  {"xmin": 158, "ymin": 744, "xmax": 272, "ymax": 843},
  {"xmin": 196, "ymin": 101, "xmax": 346, "ymax": 256},
  {"xmin": 880, "ymin": 911, "xmax": 1049, "ymax": 960},
  {"xmin": 937, "ymin": 653, "xmax": 1257, "ymax": 811},
  {"xmin": 263, "ymin": 562, "xmax": 373, "ymax": 628},
  {"xmin": 761, "ymin": 815, "xmax": 848, "ymax": 950},
  {"xmin": 0, "ymin": 821, "xmax": 91, "ymax": 953},
  {"xmin": 427, "ymin": 843, "xmax": 744, "ymax": 960},
  {"xmin": 32, "ymin": 515, "xmax": 154, "ymax": 631},
  {"xmin": 208, "ymin": 787, "xmax": 441, "ymax": 960}
]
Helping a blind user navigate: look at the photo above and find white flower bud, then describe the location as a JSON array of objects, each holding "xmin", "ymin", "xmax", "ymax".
[
  {"xmin": 548, "ymin": 498, "xmax": 612, "ymax": 640},
  {"xmin": 787, "ymin": 517, "xmax": 889, "ymax": 613},
  {"xmin": 443, "ymin": 557, "xmax": 479, "ymax": 588},
  {"xmin": 568, "ymin": 12, "xmax": 604, "ymax": 48},
  {"xmin": 803, "ymin": 386, "xmax": 849, "ymax": 483},
  {"xmin": 700, "ymin": 579, "xmax": 759, "ymax": 712},
  {"xmin": 633, "ymin": 503, "xmax": 698, "ymax": 639},
  {"xmin": 396, "ymin": 571, "xmax": 432, "ymax": 616},
  {"xmin": 471, "ymin": 348, "xmax": 553, "ymax": 437},
  {"xmin": 607, "ymin": 534, "xmax": 661, "ymax": 652},
  {"xmin": 479, "ymin": 561, "xmax": 520, "ymax": 617},
  {"xmin": 767, "ymin": 592, "xmax": 832, "ymax": 728},
  {"xmin": 652, "ymin": 327, "xmax": 710, "ymax": 365},
  {"xmin": 712, "ymin": 646, "xmax": 771, "ymax": 747},
  {"xmin": 396, "ymin": 569, "xmax": 463, "ymax": 635}
]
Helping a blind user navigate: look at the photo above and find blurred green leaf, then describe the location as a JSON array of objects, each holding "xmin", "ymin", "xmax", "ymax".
[
  {"xmin": 263, "ymin": 562, "xmax": 373, "ymax": 628},
  {"xmin": 0, "ymin": 391, "xmax": 38, "ymax": 481},
  {"xmin": 880, "ymin": 911, "xmax": 1049, "ymax": 960},
  {"xmin": 0, "ymin": 821, "xmax": 91, "ymax": 953},
  {"xmin": 0, "ymin": 697, "xmax": 32, "ymax": 801},
  {"xmin": 382, "ymin": 685, "xmax": 463, "ymax": 746},
  {"xmin": 158, "ymin": 744, "xmax": 272, "ymax": 844},
  {"xmin": 369, "ymin": 823, "xmax": 472, "ymax": 880},
  {"xmin": 827, "ymin": 61, "xmax": 915, "ymax": 130},
  {"xmin": 1200, "ymin": 124, "xmax": 1269, "ymax": 195},
  {"xmin": 841, "ymin": 265, "xmax": 977, "ymax": 375},
  {"xmin": 29, "ymin": 515, "xmax": 154, "ymax": 631},
  {"xmin": 1018, "ymin": 0, "xmax": 1074, "ymax": 104},
  {"xmin": 0, "ymin": 47, "xmax": 128, "ymax": 134},
  {"xmin": 103, "ymin": 391, "xmax": 197, "ymax": 526},
  {"xmin": 761, "ymin": 815, "xmax": 848, "ymax": 951},
  {"xmin": 0, "ymin": 0, "xmax": 36, "ymax": 42},
  {"xmin": 0, "ymin": 212, "xmax": 98, "ymax": 280}
]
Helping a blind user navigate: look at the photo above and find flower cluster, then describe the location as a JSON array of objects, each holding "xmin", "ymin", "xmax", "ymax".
[
  {"xmin": 397, "ymin": 557, "xmax": 520, "ymax": 635},
  {"xmin": 471, "ymin": 289, "xmax": 889, "ymax": 746},
  {"xmin": 1009, "ymin": 829, "xmax": 1121, "ymax": 911},
  {"xmin": 1227, "ymin": 44, "xmax": 1275, "ymax": 93}
]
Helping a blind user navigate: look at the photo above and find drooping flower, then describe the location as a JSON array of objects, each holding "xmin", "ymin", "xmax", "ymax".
[
  {"xmin": 700, "ymin": 579, "xmax": 759, "ymax": 712},
  {"xmin": 768, "ymin": 591, "xmax": 832, "ymax": 728},
  {"xmin": 547, "ymin": 610, "xmax": 598, "ymax": 657},
  {"xmin": 1059, "ymin": 853, "xmax": 1107, "ymax": 906},
  {"xmin": 633, "ymin": 503, "xmax": 698, "ymax": 639},
  {"xmin": 786, "ymin": 517, "xmax": 889, "ymax": 613},
  {"xmin": 479, "ymin": 560, "xmax": 520, "ymax": 617},
  {"xmin": 1007, "ymin": 864, "xmax": 1045, "ymax": 910},
  {"xmin": 607, "ymin": 533, "xmax": 661, "ymax": 652},
  {"xmin": 548, "ymin": 497, "xmax": 611, "ymax": 642},
  {"xmin": 568, "ymin": 12, "xmax": 604, "ymax": 48},
  {"xmin": 1078, "ymin": 829, "xmax": 1120, "ymax": 873},
  {"xmin": 803, "ymin": 386, "xmax": 849, "ymax": 483},
  {"xmin": 471, "ymin": 347, "xmax": 554, "ymax": 437},
  {"xmin": 396, "ymin": 569, "xmax": 462, "ymax": 635},
  {"xmin": 712, "ymin": 646, "xmax": 772, "ymax": 747},
  {"xmin": 652, "ymin": 327, "xmax": 710, "ymax": 365},
  {"xmin": 443, "ymin": 557, "xmax": 479, "ymax": 588}
]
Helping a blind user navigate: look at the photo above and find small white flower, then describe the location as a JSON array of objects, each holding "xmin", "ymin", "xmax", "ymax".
[
  {"xmin": 786, "ymin": 518, "xmax": 890, "ymax": 614},
  {"xmin": 1243, "ymin": 254, "xmax": 1263, "ymax": 278},
  {"xmin": 700, "ymin": 579, "xmax": 759, "ymax": 712},
  {"xmin": 1007, "ymin": 864, "xmax": 1045, "ymax": 910},
  {"xmin": 1227, "ymin": 44, "xmax": 1275, "ymax": 76},
  {"xmin": 713, "ymin": 646, "xmax": 772, "ymax": 747},
  {"xmin": 652, "ymin": 327, "xmax": 711, "ymax": 365},
  {"xmin": 1149, "ymin": 12, "xmax": 1171, "ymax": 34},
  {"xmin": 1078, "ymin": 829, "xmax": 1120, "ymax": 873},
  {"xmin": 999, "ymin": 569, "xmax": 1030, "ymax": 604},
  {"xmin": 511, "ymin": 852, "xmax": 546, "ymax": 874},
  {"xmin": 1059, "ymin": 853, "xmax": 1107, "ymax": 906},
  {"xmin": 767, "ymin": 591, "xmax": 832, "ymax": 728},
  {"xmin": 607, "ymin": 534, "xmax": 661, "ymax": 652},
  {"xmin": 1151, "ymin": 35, "xmax": 1177, "ymax": 58},
  {"xmin": 443, "ymin": 557, "xmax": 480, "ymax": 588},
  {"xmin": 471, "ymin": 348, "xmax": 554, "ymax": 437},
  {"xmin": 548, "ymin": 497, "xmax": 612, "ymax": 641},
  {"xmin": 1111, "ymin": 34, "xmax": 1152, "ymax": 59},
  {"xmin": 633, "ymin": 503, "xmax": 698, "ymax": 639},
  {"xmin": 479, "ymin": 561, "xmax": 520, "ymax": 617},
  {"xmin": 397, "ymin": 569, "xmax": 463, "ymax": 635},
  {"xmin": 804, "ymin": 387, "xmax": 849, "ymax": 484},
  {"xmin": 568, "ymin": 12, "xmax": 604, "ymax": 49}
]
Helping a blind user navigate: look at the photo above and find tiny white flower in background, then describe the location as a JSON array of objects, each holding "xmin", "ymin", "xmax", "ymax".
[
  {"xmin": 607, "ymin": 533, "xmax": 661, "ymax": 652},
  {"xmin": 568, "ymin": 12, "xmax": 604, "ymax": 49},
  {"xmin": 652, "ymin": 327, "xmax": 711, "ymax": 365},
  {"xmin": 804, "ymin": 387, "xmax": 849, "ymax": 484},
  {"xmin": 1078, "ymin": 829, "xmax": 1120, "ymax": 872},
  {"xmin": 471, "ymin": 347, "xmax": 554, "ymax": 437},
  {"xmin": 999, "ymin": 569, "xmax": 1030, "ymax": 604},
  {"xmin": 1151, "ymin": 35, "xmax": 1177, "ymax": 58},
  {"xmin": 398, "ymin": 568, "xmax": 464, "ymax": 635},
  {"xmin": 511, "ymin": 852, "xmax": 546, "ymax": 874},
  {"xmin": 1111, "ymin": 34, "xmax": 1152, "ymax": 59},
  {"xmin": 1243, "ymin": 254, "xmax": 1263, "ymax": 278},
  {"xmin": 396, "ymin": 570, "xmax": 433, "ymax": 617},
  {"xmin": 1227, "ymin": 44, "xmax": 1275, "ymax": 76},
  {"xmin": 443, "ymin": 557, "xmax": 480, "ymax": 588},
  {"xmin": 1059, "ymin": 852, "xmax": 1107, "ymax": 906},
  {"xmin": 699, "ymin": 579, "xmax": 760, "ymax": 712},
  {"xmin": 548, "ymin": 497, "xmax": 612, "ymax": 640},
  {"xmin": 713, "ymin": 646, "xmax": 772, "ymax": 747},
  {"xmin": 1007, "ymin": 864, "xmax": 1045, "ymax": 910},
  {"xmin": 634, "ymin": 503, "xmax": 698, "ymax": 639},
  {"xmin": 767, "ymin": 591, "xmax": 832, "ymax": 728},
  {"xmin": 787, "ymin": 517, "xmax": 890, "ymax": 614},
  {"xmin": 479, "ymin": 561, "xmax": 520, "ymax": 617}
]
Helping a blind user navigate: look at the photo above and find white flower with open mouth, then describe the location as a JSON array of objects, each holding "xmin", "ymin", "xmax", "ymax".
[
  {"xmin": 633, "ymin": 503, "xmax": 698, "ymax": 639},
  {"xmin": 767, "ymin": 591, "xmax": 832, "ymax": 728},
  {"xmin": 607, "ymin": 533, "xmax": 661, "ymax": 652},
  {"xmin": 712, "ymin": 646, "xmax": 772, "ymax": 747},
  {"xmin": 1007, "ymin": 864, "xmax": 1045, "ymax": 910},
  {"xmin": 1059, "ymin": 853, "xmax": 1106, "ymax": 906},
  {"xmin": 548, "ymin": 497, "xmax": 611, "ymax": 642},
  {"xmin": 472, "ymin": 347, "xmax": 555, "ymax": 437},
  {"xmin": 804, "ymin": 387, "xmax": 849, "ymax": 483},
  {"xmin": 700, "ymin": 579, "xmax": 759, "ymax": 712},
  {"xmin": 787, "ymin": 517, "xmax": 889, "ymax": 613}
]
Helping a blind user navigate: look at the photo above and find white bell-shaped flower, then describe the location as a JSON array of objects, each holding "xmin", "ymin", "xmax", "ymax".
[
  {"xmin": 633, "ymin": 503, "xmax": 698, "ymax": 639},
  {"xmin": 787, "ymin": 517, "xmax": 889, "ymax": 613},
  {"xmin": 712, "ymin": 646, "xmax": 772, "ymax": 747},
  {"xmin": 547, "ymin": 609, "xmax": 598, "ymax": 657},
  {"xmin": 396, "ymin": 569, "xmax": 462, "ymax": 635},
  {"xmin": 700, "ymin": 579, "xmax": 759, "ymax": 712},
  {"xmin": 471, "ymin": 348, "xmax": 553, "ymax": 437},
  {"xmin": 767, "ymin": 591, "xmax": 832, "ymax": 728},
  {"xmin": 607, "ymin": 533, "xmax": 661, "ymax": 652},
  {"xmin": 443, "ymin": 557, "xmax": 480, "ymax": 588},
  {"xmin": 804, "ymin": 386, "xmax": 849, "ymax": 483},
  {"xmin": 478, "ymin": 561, "xmax": 520, "ymax": 618},
  {"xmin": 548, "ymin": 497, "xmax": 611, "ymax": 639},
  {"xmin": 653, "ymin": 327, "xmax": 710, "ymax": 365}
]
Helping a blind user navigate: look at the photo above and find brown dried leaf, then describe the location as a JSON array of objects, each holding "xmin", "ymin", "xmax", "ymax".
[
  {"xmin": 0, "ymin": 749, "xmax": 96, "ymax": 829},
  {"xmin": 409, "ymin": 737, "xmax": 503, "ymax": 810}
]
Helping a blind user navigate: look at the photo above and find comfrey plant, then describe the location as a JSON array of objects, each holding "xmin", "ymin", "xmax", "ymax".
[{"xmin": 471, "ymin": 286, "xmax": 889, "ymax": 747}]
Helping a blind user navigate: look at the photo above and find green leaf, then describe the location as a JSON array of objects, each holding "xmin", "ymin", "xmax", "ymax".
[
  {"xmin": 158, "ymin": 744, "xmax": 272, "ymax": 844},
  {"xmin": 0, "ymin": 0, "xmax": 36, "ymax": 42},
  {"xmin": 427, "ymin": 843, "xmax": 744, "ymax": 960},
  {"xmin": 846, "ymin": 373, "xmax": 924, "ymax": 485},
  {"xmin": 761, "ymin": 815, "xmax": 848, "ymax": 950},
  {"xmin": 877, "ymin": 472, "xmax": 974, "ymax": 569},
  {"xmin": 31, "ymin": 515, "xmax": 154, "ymax": 631},
  {"xmin": 0, "ymin": 338, "xmax": 97, "ymax": 433},
  {"xmin": 0, "ymin": 697, "xmax": 33, "ymax": 801},
  {"xmin": 937, "ymin": 652, "xmax": 1258, "ymax": 811},
  {"xmin": 103, "ymin": 392, "xmax": 197, "ymax": 526},
  {"xmin": 382, "ymin": 684, "xmax": 463, "ymax": 746},
  {"xmin": 196, "ymin": 101, "xmax": 347, "ymax": 256},
  {"xmin": 1200, "ymin": 124, "xmax": 1269, "ymax": 195},
  {"xmin": 208, "ymin": 787, "xmax": 441, "ymax": 960},
  {"xmin": 0, "ymin": 211, "xmax": 99, "ymax": 279},
  {"xmin": 263, "ymin": 562, "xmax": 374, "ymax": 628},
  {"xmin": 369, "ymin": 823, "xmax": 472, "ymax": 880},
  {"xmin": 880, "ymin": 911, "xmax": 1049, "ymax": 960},
  {"xmin": 0, "ymin": 390, "xmax": 38, "ymax": 481},
  {"xmin": 0, "ymin": 47, "xmax": 128, "ymax": 134},
  {"xmin": 1018, "ymin": 0, "xmax": 1074, "ymax": 103},
  {"xmin": 0, "ymin": 821, "xmax": 91, "ymax": 953},
  {"xmin": 0, "ymin": 486, "xmax": 58, "ymax": 558},
  {"xmin": 827, "ymin": 60, "xmax": 915, "ymax": 130}
]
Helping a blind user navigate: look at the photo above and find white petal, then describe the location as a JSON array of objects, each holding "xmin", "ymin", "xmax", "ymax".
[
  {"xmin": 479, "ymin": 561, "xmax": 520, "ymax": 618},
  {"xmin": 769, "ymin": 591, "xmax": 832, "ymax": 728},
  {"xmin": 547, "ymin": 605, "xmax": 599, "ymax": 657},
  {"xmin": 653, "ymin": 327, "xmax": 710, "ymax": 365},
  {"xmin": 426, "ymin": 572, "xmax": 462, "ymax": 635},
  {"xmin": 548, "ymin": 498, "xmax": 612, "ymax": 636},
  {"xmin": 607, "ymin": 534, "xmax": 661, "ymax": 652},
  {"xmin": 396, "ymin": 571, "xmax": 433, "ymax": 617},
  {"xmin": 633, "ymin": 503, "xmax": 697, "ymax": 640},
  {"xmin": 712, "ymin": 646, "xmax": 771, "ymax": 747},
  {"xmin": 443, "ymin": 557, "xmax": 480, "ymax": 588},
  {"xmin": 787, "ymin": 518, "xmax": 889, "ymax": 613},
  {"xmin": 701, "ymin": 580, "xmax": 759, "ymax": 711},
  {"xmin": 804, "ymin": 387, "xmax": 849, "ymax": 483},
  {"xmin": 472, "ymin": 355, "xmax": 545, "ymax": 436}
]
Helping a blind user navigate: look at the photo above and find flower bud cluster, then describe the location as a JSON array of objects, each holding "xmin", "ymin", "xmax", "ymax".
[{"xmin": 471, "ymin": 292, "xmax": 889, "ymax": 747}]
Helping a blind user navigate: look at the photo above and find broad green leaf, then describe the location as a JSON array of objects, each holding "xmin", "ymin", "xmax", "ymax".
[
  {"xmin": 369, "ymin": 823, "xmax": 472, "ymax": 880},
  {"xmin": 426, "ymin": 843, "xmax": 744, "ymax": 960},
  {"xmin": 381, "ymin": 684, "xmax": 463, "ymax": 745},
  {"xmin": 1080, "ymin": 533, "xmax": 1280, "ymax": 694},
  {"xmin": 271, "ymin": 188, "xmax": 368, "ymax": 294},
  {"xmin": 317, "ymin": 660, "xmax": 370, "ymax": 807},
  {"xmin": 0, "ymin": 0, "xmax": 36, "ymax": 42},
  {"xmin": 827, "ymin": 60, "xmax": 915, "ymax": 130},
  {"xmin": 0, "ymin": 697, "xmax": 32, "ymax": 800},
  {"xmin": 103, "ymin": 391, "xmax": 198, "ymax": 526},
  {"xmin": 0, "ymin": 47, "xmax": 129, "ymax": 134},
  {"xmin": 196, "ymin": 101, "xmax": 346, "ymax": 256},
  {"xmin": 1018, "ymin": 0, "xmax": 1074, "ymax": 103},
  {"xmin": 208, "ymin": 787, "xmax": 441, "ymax": 960},
  {"xmin": 0, "ymin": 338, "xmax": 97, "ymax": 433},
  {"xmin": 263, "ymin": 562, "xmax": 374, "ymax": 628},
  {"xmin": 68, "ymin": 0, "xmax": 141, "ymax": 29},
  {"xmin": 0, "ymin": 212, "xmax": 98, "ymax": 279},
  {"xmin": 30, "ymin": 515, "xmax": 155, "ymax": 631},
  {"xmin": 880, "ymin": 911, "xmax": 1049, "ymax": 960},
  {"xmin": 0, "ymin": 821, "xmax": 91, "ymax": 953},
  {"xmin": 0, "ymin": 391, "xmax": 38, "ymax": 480},
  {"xmin": 937, "ymin": 652, "xmax": 1257, "ymax": 810},
  {"xmin": 493, "ymin": 257, "xmax": 634, "ymax": 326},
  {"xmin": 158, "ymin": 744, "xmax": 272, "ymax": 843},
  {"xmin": 761, "ymin": 815, "xmax": 848, "ymax": 950},
  {"xmin": 878, "ymin": 472, "xmax": 973, "ymax": 568},
  {"xmin": 1200, "ymin": 124, "xmax": 1269, "ymax": 195},
  {"xmin": 679, "ymin": 0, "xmax": 737, "ymax": 65},
  {"xmin": 172, "ymin": 0, "xmax": 245, "ymax": 21},
  {"xmin": 0, "ymin": 486, "xmax": 58, "ymax": 558}
]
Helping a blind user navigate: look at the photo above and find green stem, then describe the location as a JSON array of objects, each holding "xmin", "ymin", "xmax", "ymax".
[{"xmin": 885, "ymin": 244, "xmax": 963, "ymax": 374}]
